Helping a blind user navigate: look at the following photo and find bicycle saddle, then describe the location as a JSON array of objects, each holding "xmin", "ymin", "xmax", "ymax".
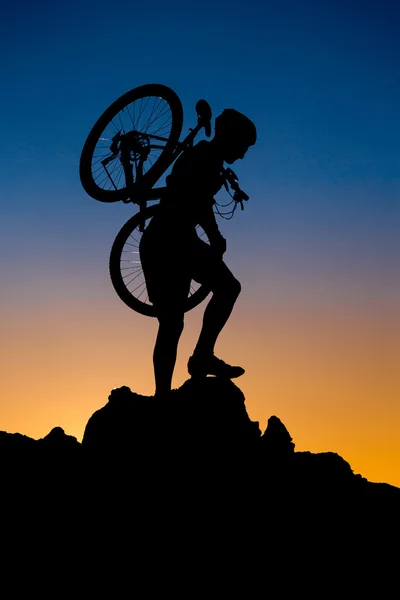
[{"xmin": 195, "ymin": 99, "xmax": 212, "ymax": 137}]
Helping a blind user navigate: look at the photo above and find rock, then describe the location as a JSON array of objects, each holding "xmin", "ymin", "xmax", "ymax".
[
  {"xmin": 38, "ymin": 426, "xmax": 81, "ymax": 449},
  {"xmin": 82, "ymin": 377, "xmax": 261, "ymax": 455},
  {"xmin": 0, "ymin": 431, "xmax": 36, "ymax": 448},
  {"xmin": 261, "ymin": 415, "xmax": 295, "ymax": 459}
]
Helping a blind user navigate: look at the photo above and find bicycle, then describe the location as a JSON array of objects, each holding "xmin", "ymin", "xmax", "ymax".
[{"xmin": 79, "ymin": 83, "xmax": 250, "ymax": 317}]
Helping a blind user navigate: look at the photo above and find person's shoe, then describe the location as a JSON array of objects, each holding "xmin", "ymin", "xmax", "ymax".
[{"xmin": 187, "ymin": 353, "xmax": 245, "ymax": 379}]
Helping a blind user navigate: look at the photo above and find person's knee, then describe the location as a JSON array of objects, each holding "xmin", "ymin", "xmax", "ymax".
[
  {"xmin": 213, "ymin": 274, "xmax": 241, "ymax": 302},
  {"xmin": 157, "ymin": 310, "xmax": 184, "ymax": 335},
  {"xmin": 231, "ymin": 276, "xmax": 241, "ymax": 299},
  {"xmin": 223, "ymin": 275, "xmax": 241, "ymax": 300}
]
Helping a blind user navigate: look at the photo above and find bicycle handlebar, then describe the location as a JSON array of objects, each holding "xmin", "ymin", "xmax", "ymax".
[{"xmin": 223, "ymin": 167, "xmax": 249, "ymax": 210}]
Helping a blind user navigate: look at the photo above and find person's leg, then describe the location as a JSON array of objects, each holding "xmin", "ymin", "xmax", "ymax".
[
  {"xmin": 153, "ymin": 308, "xmax": 185, "ymax": 397},
  {"xmin": 140, "ymin": 222, "xmax": 190, "ymax": 396},
  {"xmin": 188, "ymin": 242, "xmax": 243, "ymax": 377},
  {"xmin": 193, "ymin": 268, "xmax": 241, "ymax": 358}
]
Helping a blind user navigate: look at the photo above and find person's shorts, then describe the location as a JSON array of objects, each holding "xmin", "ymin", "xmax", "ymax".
[{"xmin": 139, "ymin": 217, "xmax": 222, "ymax": 311}]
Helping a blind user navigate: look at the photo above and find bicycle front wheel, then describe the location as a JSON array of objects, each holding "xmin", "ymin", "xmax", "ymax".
[
  {"xmin": 109, "ymin": 204, "xmax": 211, "ymax": 317},
  {"xmin": 80, "ymin": 84, "xmax": 183, "ymax": 203}
]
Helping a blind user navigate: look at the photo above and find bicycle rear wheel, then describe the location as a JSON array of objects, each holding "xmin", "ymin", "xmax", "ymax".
[
  {"xmin": 80, "ymin": 84, "xmax": 183, "ymax": 203},
  {"xmin": 109, "ymin": 204, "xmax": 211, "ymax": 316}
]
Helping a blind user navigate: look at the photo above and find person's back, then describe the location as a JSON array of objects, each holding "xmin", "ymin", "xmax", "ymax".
[{"xmin": 159, "ymin": 140, "xmax": 224, "ymax": 229}]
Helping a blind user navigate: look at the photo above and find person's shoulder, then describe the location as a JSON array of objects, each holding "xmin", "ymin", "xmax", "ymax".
[
  {"xmin": 174, "ymin": 140, "xmax": 209, "ymax": 164},
  {"xmin": 174, "ymin": 140, "xmax": 211, "ymax": 167},
  {"xmin": 192, "ymin": 140, "xmax": 219, "ymax": 163},
  {"xmin": 194, "ymin": 140, "xmax": 210, "ymax": 149},
  {"xmin": 168, "ymin": 141, "xmax": 215, "ymax": 180},
  {"xmin": 193, "ymin": 140, "xmax": 211, "ymax": 153}
]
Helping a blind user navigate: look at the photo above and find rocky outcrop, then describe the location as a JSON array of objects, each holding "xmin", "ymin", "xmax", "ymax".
[
  {"xmin": 82, "ymin": 377, "xmax": 261, "ymax": 453},
  {"xmin": 1, "ymin": 377, "xmax": 399, "ymax": 503},
  {"xmin": 0, "ymin": 426, "xmax": 80, "ymax": 449}
]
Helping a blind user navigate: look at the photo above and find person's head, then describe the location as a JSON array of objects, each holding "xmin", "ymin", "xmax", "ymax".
[{"xmin": 214, "ymin": 109, "xmax": 257, "ymax": 164}]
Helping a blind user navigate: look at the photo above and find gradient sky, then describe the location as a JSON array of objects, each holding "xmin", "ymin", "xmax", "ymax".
[{"xmin": 1, "ymin": 0, "xmax": 399, "ymax": 486}]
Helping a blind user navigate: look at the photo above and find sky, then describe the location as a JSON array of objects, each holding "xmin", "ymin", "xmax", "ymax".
[{"xmin": 1, "ymin": 0, "xmax": 399, "ymax": 486}]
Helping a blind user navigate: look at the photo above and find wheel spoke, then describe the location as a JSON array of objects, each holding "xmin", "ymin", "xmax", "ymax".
[
  {"xmin": 129, "ymin": 279, "xmax": 147, "ymax": 295},
  {"xmin": 139, "ymin": 97, "xmax": 164, "ymax": 134},
  {"xmin": 127, "ymin": 235, "xmax": 141, "ymax": 247},
  {"xmin": 118, "ymin": 111, "xmax": 125, "ymax": 132},
  {"xmin": 110, "ymin": 117, "xmax": 123, "ymax": 133},
  {"xmin": 145, "ymin": 106, "xmax": 172, "ymax": 134},
  {"xmin": 115, "ymin": 165, "xmax": 125, "ymax": 189},
  {"xmin": 120, "ymin": 264, "xmax": 142, "ymax": 271},
  {"xmin": 150, "ymin": 120, "xmax": 172, "ymax": 138},
  {"xmin": 124, "ymin": 270, "xmax": 144, "ymax": 287},
  {"xmin": 136, "ymin": 285, "xmax": 148, "ymax": 301},
  {"xmin": 137, "ymin": 96, "xmax": 151, "ymax": 127},
  {"xmin": 142, "ymin": 103, "xmax": 171, "ymax": 135},
  {"xmin": 125, "ymin": 103, "xmax": 135, "ymax": 129}
]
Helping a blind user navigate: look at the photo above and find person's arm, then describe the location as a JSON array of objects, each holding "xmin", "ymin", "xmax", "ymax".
[{"xmin": 198, "ymin": 202, "xmax": 226, "ymax": 256}]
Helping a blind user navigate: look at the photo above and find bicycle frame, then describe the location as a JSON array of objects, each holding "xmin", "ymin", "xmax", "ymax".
[{"xmin": 98, "ymin": 97, "xmax": 249, "ymax": 231}]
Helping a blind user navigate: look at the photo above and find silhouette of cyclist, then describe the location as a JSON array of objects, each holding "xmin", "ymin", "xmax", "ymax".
[{"xmin": 139, "ymin": 108, "xmax": 257, "ymax": 397}]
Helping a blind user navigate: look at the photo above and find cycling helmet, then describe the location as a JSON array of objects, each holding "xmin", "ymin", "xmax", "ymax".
[{"xmin": 214, "ymin": 108, "xmax": 257, "ymax": 146}]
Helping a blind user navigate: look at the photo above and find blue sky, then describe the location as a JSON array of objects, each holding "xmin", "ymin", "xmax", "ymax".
[
  {"xmin": 3, "ymin": 0, "xmax": 398, "ymax": 290},
  {"xmin": 1, "ymin": 0, "xmax": 398, "ymax": 308}
]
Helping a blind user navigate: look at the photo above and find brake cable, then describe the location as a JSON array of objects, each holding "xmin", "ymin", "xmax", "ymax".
[{"xmin": 214, "ymin": 168, "xmax": 249, "ymax": 219}]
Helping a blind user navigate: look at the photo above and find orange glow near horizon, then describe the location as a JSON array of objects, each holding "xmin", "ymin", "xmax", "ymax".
[{"xmin": 2, "ymin": 287, "xmax": 399, "ymax": 489}]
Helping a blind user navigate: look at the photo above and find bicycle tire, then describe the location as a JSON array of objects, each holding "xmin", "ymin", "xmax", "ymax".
[
  {"xmin": 80, "ymin": 84, "xmax": 183, "ymax": 203},
  {"xmin": 109, "ymin": 204, "xmax": 211, "ymax": 317}
]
